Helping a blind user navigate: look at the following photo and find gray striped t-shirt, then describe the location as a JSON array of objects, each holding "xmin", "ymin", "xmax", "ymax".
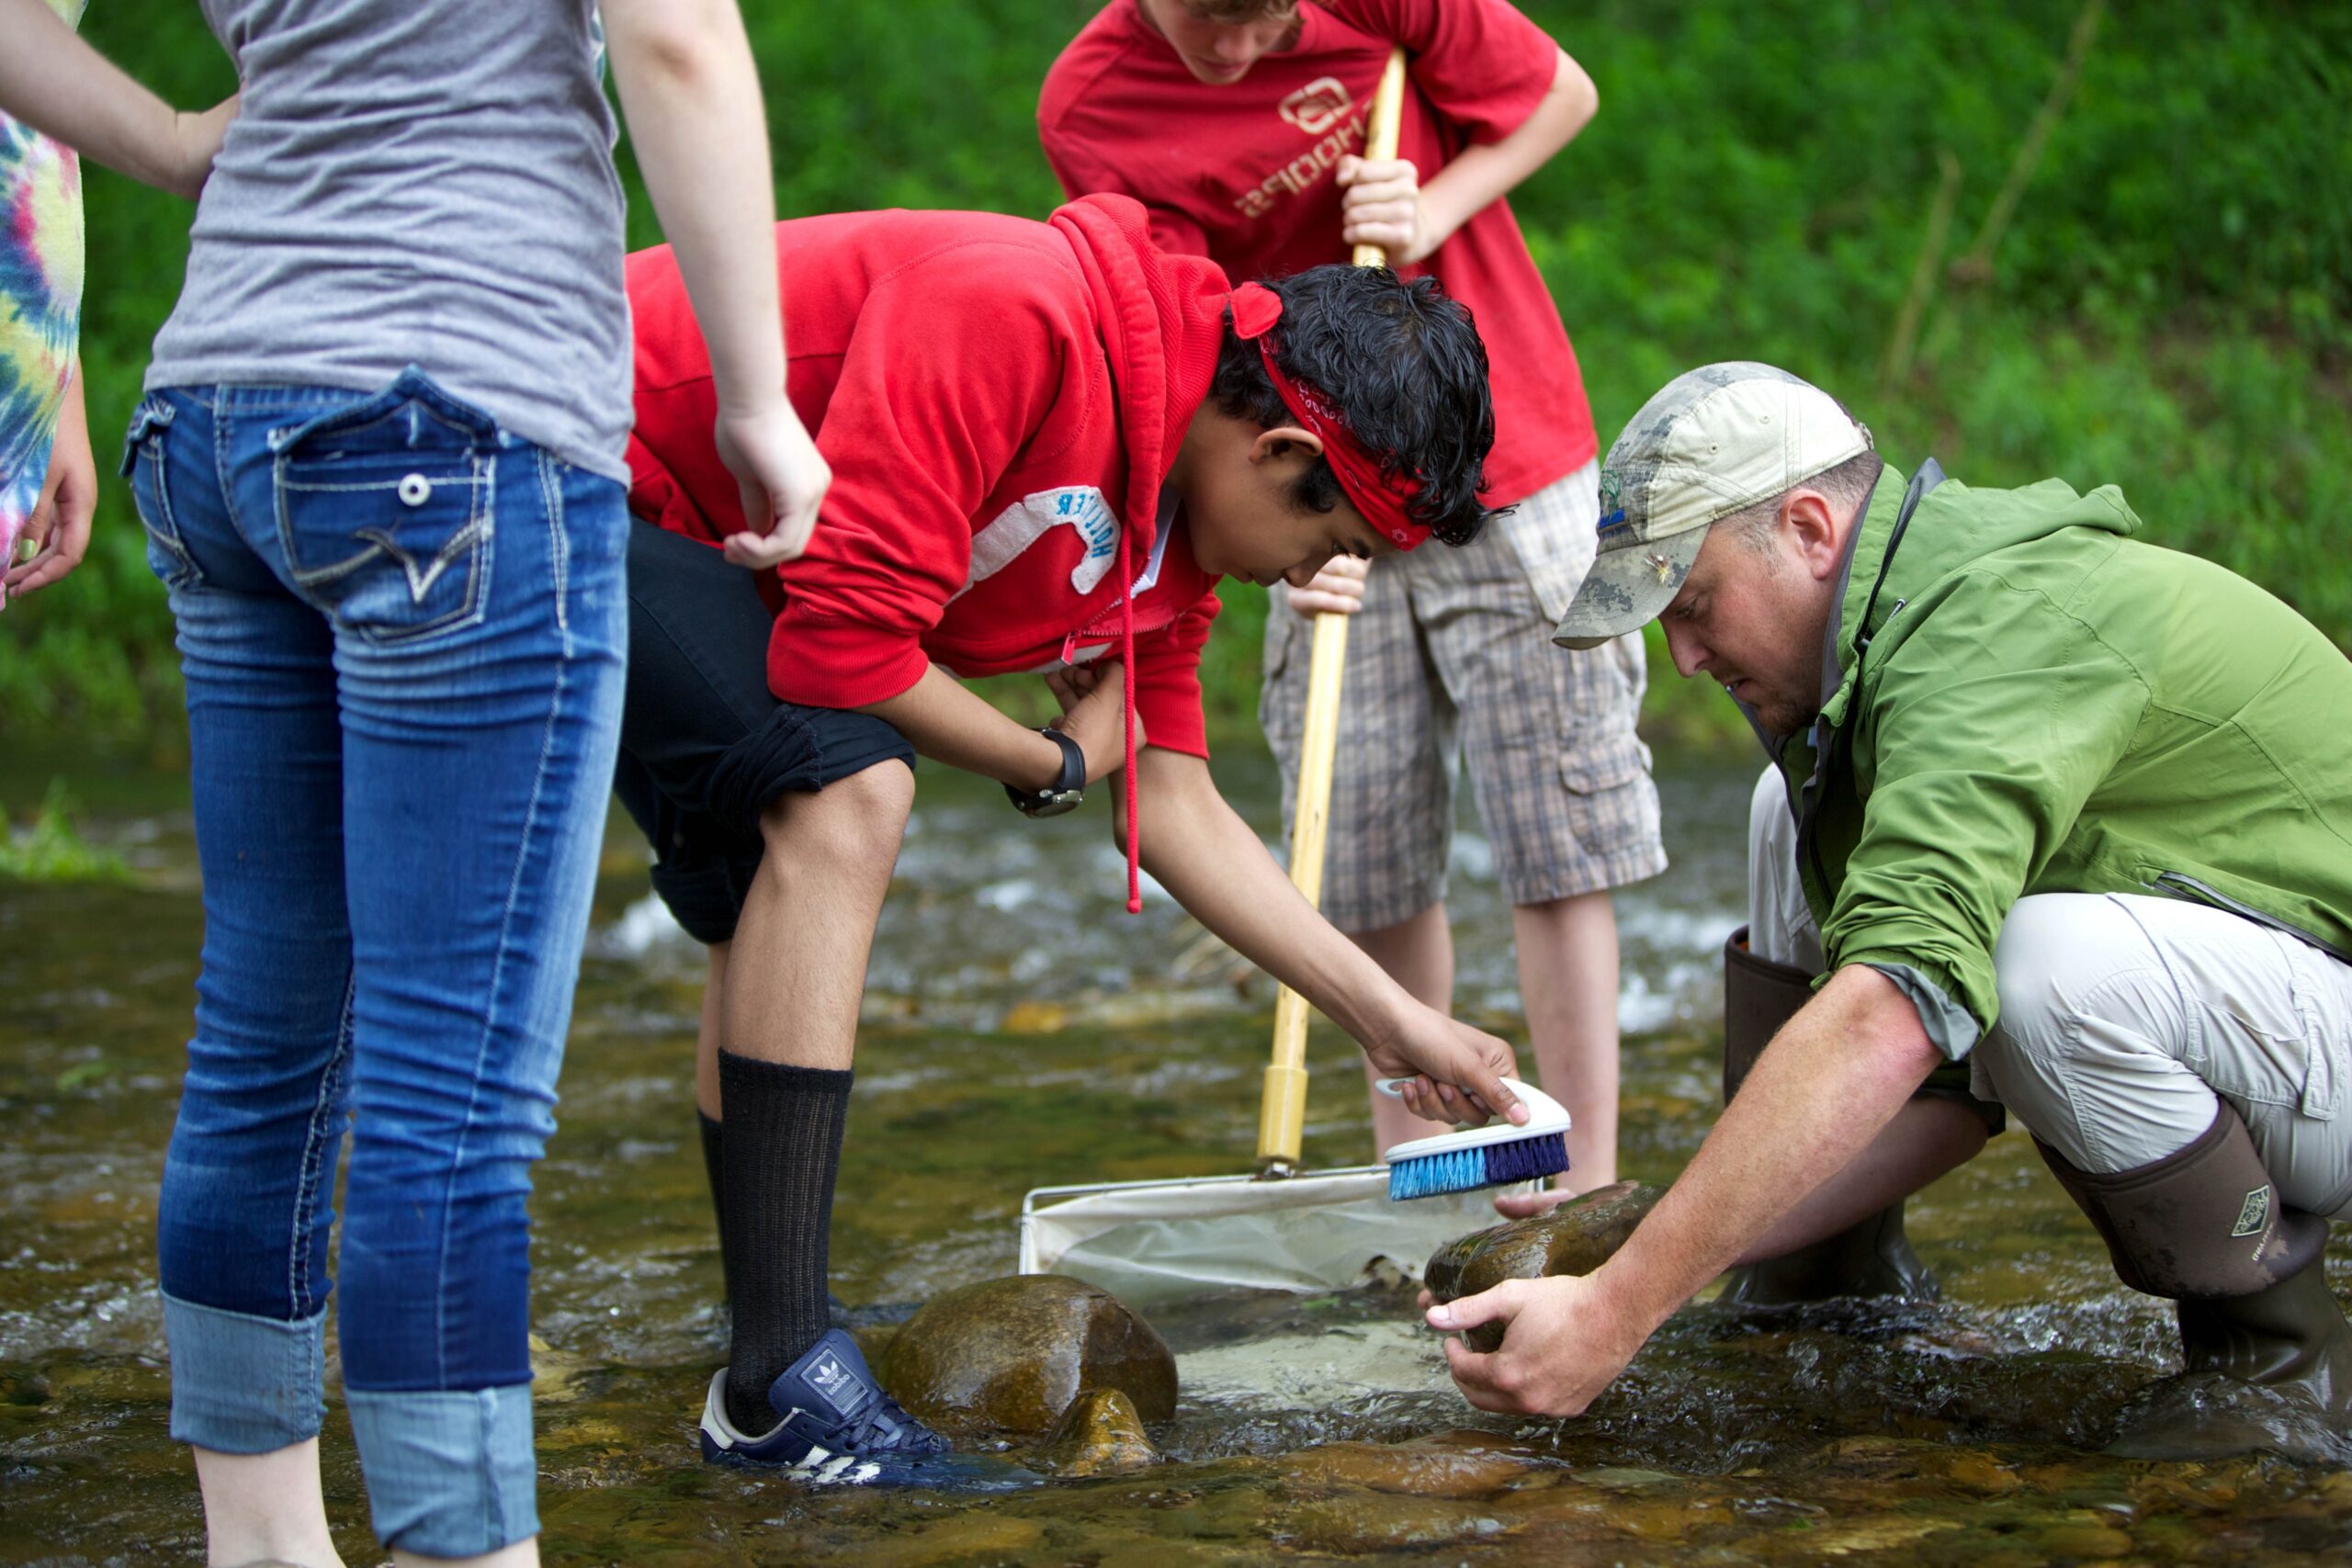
[{"xmin": 147, "ymin": 0, "xmax": 632, "ymax": 479}]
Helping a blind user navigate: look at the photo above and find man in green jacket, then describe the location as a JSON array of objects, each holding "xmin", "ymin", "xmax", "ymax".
[{"xmin": 1427, "ymin": 361, "xmax": 2352, "ymax": 1461}]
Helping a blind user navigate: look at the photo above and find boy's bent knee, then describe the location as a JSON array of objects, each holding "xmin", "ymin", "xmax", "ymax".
[
  {"xmin": 756, "ymin": 761, "xmax": 912, "ymax": 879},
  {"xmin": 830, "ymin": 760, "xmax": 916, "ymax": 829}
]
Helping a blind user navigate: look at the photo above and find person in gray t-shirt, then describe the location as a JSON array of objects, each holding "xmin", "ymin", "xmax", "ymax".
[{"xmin": 9, "ymin": 2, "xmax": 827, "ymax": 1563}]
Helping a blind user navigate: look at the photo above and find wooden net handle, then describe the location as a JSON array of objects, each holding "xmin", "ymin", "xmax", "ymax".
[{"xmin": 1258, "ymin": 46, "xmax": 1409, "ymax": 1176}]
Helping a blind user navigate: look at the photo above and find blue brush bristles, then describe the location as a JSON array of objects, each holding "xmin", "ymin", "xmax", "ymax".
[{"xmin": 1386, "ymin": 1130, "xmax": 1568, "ymax": 1201}]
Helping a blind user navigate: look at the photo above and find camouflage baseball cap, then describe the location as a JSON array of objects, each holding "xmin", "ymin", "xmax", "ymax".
[{"xmin": 1553, "ymin": 363, "xmax": 1872, "ymax": 649}]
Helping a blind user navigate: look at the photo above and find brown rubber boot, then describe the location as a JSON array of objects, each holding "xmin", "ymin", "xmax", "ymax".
[
  {"xmin": 2037, "ymin": 1103, "xmax": 2352, "ymax": 1461},
  {"xmin": 1719, "ymin": 926, "xmax": 1814, "ymax": 1105},
  {"xmin": 1715, "ymin": 927, "xmax": 1939, "ymax": 1305}
]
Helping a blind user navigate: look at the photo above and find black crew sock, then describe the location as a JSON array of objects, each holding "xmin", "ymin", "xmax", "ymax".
[
  {"xmin": 718, "ymin": 1049, "xmax": 852, "ymax": 1435},
  {"xmin": 696, "ymin": 1111, "xmax": 731, "ymax": 1304}
]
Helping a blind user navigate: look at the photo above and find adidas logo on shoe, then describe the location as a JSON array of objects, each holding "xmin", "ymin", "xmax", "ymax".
[{"xmin": 804, "ymin": 1345, "xmax": 867, "ymax": 1417}]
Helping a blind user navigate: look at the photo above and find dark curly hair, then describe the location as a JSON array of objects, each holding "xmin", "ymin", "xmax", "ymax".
[{"xmin": 1212, "ymin": 265, "xmax": 1497, "ymax": 548}]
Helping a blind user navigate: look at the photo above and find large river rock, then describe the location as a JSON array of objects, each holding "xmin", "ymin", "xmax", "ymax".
[
  {"xmin": 876, "ymin": 1274, "xmax": 1177, "ymax": 1437},
  {"xmin": 1423, "ymin": 1181, "xmax": 1666, "ymax": 1352}
]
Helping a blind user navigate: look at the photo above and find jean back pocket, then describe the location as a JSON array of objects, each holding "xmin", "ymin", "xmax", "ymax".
[
  {"xmin": 270, "ymin": 370, "xmax": 499, "ymax": 645},
  {"xmin": 123, "ymin": 394, "xmax": 200, "ymax": 591}
]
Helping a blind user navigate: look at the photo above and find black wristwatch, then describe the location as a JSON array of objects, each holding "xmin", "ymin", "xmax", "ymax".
[{"xmin": 1006, "ymin": 727, "xmax": 1086, "ymax": 818}]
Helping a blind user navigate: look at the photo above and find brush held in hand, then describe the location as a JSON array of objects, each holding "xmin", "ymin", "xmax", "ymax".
[{"xmin": 1376, "ymin": 1078, "xmax": 1572, "ymax": 1201}]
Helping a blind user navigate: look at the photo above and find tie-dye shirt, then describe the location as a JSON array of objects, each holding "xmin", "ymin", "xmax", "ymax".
[{"xmin": 0, "ymin": 0, "xmax": 87, "ymax": 558}]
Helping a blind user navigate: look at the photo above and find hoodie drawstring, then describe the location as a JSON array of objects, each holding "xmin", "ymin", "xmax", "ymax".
[{"xmin": 1119, "ymin": 526, "xmax": 1141, "ymax": 914}]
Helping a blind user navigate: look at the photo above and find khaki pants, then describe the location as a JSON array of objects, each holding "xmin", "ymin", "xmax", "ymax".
[
  {"xmin": 1747, "ymin": 768, "xmax": 2352, "ymax": 1213},
  {"xmin": 1261, "ymin": 463, "xmax": 1666, "ymax": 930}
]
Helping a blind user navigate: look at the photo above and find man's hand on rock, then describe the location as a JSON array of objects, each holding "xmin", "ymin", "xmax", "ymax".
[{"xmin": 1425, "ymin": 1269, "xmax": 1650, "ymax": 1418}]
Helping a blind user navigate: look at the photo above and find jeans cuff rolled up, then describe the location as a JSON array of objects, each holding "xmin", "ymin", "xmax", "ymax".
[
  {"xmin": 163, "ymin": 1291, "xmax": 328, "ymax": 1453},
  {"xmin": 345, "ymin": 1382, "xmax": 538, "ymax": 1556}
]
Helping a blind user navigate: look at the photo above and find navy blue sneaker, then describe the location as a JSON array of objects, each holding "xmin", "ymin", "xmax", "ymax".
[{"xmin": 698, "ymin": 1329, "xmax": 1039, "ymax": 1490}]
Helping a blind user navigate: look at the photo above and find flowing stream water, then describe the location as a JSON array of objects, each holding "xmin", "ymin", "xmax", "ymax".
[{"xmin": 4, "ymin": 747, "xmax": 2349, "ymax": 1563}]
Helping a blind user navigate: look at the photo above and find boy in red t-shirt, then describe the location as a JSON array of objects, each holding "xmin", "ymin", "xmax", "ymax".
[
  {"xmin": 616, "ymin": 195, "xmax": 1532, "ymax": 1484},
  {"xmin": 1042, "ymin": 0, "xmax": 1667, "ymax": 1196}
]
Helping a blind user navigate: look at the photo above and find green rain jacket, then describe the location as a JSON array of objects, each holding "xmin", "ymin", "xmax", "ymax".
[{"xmin": 1768, "ymin": 462, "xmax": 2352, "ymax": 1060}]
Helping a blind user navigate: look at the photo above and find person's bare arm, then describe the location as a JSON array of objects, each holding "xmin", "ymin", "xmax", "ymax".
[
  {"xmin": 852, "ymin": 662, "xmax": 1521, "ymax": 1126},
  {"xmin": 0, "ymin": 0, "xmax": 233, "ymax": 198},
  {"xmin": 1340, "ymin": 48, "xmax": 1597, "ymax": 264},
  {"xmin": 1129, "ymin": 745, "xmax": 1527, "ymax": 1125},
  {"xmin": 3, "ymin": 366, "xmax": 91, "ymax": 605},
  {"xmin": 603, "ymin": 0, "xmax": 828, "ymax": 563},
  {"xmin": 856, "ymin": 661, "xmax": 1128, "ymax": 793},
  {"xmin": 1429, "ymin": 964, "xmax": 1942, "ymax": 1414}
]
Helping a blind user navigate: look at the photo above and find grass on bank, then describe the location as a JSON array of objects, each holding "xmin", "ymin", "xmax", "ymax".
[{"xmin": 0, "ymin": 780, "xmax": 132, "ymax": 886}]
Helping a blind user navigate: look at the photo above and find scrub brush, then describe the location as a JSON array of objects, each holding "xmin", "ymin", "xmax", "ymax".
[{"xmin": 1375, "ymin": 1077, "xmax": 1571, "ymax": 1201}]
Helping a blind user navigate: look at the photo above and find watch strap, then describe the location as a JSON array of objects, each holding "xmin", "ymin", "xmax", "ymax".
[
  {"xmin": 1005, "ymin": 726, "xmax": 1087, "ymax": 817},
  {"xmin": 1039, "ymin": 726, "xmax": 1085, "ymax": 794}
]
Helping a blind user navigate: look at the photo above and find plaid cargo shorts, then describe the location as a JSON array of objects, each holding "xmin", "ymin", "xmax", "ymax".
[{"xmin": 1260, "ymin": 461, "xmax": 1667, "ymax": 931}]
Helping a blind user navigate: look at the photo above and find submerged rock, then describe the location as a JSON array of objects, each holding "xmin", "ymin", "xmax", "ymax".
[
  {"xmin": 1278, "ymin": 1433, "xmax": 1534, "ymax": 1497},
  {"xmin": 1283, "ymin": 1496, "xmax": 1509, "ymax": 1554},
  {"xmin": 1424, "ymin": 1181, "xmax": 1666, "ymax": 1351},
  {"xmin": 876, "ymin": 1274, "xmax": 1176, "ymax": 1436},
  {"xmin": 1039, "ymin": 1387, "xmax": 1159, "ymax": 1476},
  {"xmin": 860, "ymin": 1516, "xmax": 1047, "ymax": 1568}
]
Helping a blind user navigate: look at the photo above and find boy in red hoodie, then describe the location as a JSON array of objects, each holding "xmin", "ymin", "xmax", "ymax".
[
  {"xmin": 1041, "ymin": 0, "xmax": 1667, "ymax": 1193},
  {"xmin": 618, "ymin": 193, "xmax": 1528, "ymax": 1484}
]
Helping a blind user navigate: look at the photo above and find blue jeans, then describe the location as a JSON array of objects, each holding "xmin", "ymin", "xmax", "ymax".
[{"xmin": 130, "ymin": 371, "xmax": 627, "ymax": 1556}]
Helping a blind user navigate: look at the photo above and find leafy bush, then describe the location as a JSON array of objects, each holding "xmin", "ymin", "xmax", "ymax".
[{"xmin": 8, "ymin": 0, "xmax": 2345, "ymax": 755}]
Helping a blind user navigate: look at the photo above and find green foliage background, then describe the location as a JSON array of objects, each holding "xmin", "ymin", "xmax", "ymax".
[{"xmin": 9, "ymin": 0, "xmax": 2348, "ymax": 755}]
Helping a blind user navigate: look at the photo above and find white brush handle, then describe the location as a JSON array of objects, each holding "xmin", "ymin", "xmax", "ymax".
[
  {"xmin": 1375, "ymin": 1076, "xmax": 1558, "ymax": 1113},
  {"xmin": 1375, "ymin": 1077, "xmax": 1572, "ymax": 1165}
]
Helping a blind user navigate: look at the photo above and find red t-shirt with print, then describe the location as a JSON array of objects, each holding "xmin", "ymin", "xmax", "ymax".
[{"xmin": 1040, "ymin": 0, "xmax": 1593, "ymax": 507}]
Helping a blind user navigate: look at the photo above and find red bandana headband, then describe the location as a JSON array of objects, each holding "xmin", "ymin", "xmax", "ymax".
[{"xmin": 1230, "ymin": 281, "xmax": 1430, "ymax": 550}]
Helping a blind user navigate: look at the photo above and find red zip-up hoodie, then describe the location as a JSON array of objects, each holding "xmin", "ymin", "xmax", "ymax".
[{"xmin": 625, "ymin": 195, "xmax": 1234, "ymax": 907}]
